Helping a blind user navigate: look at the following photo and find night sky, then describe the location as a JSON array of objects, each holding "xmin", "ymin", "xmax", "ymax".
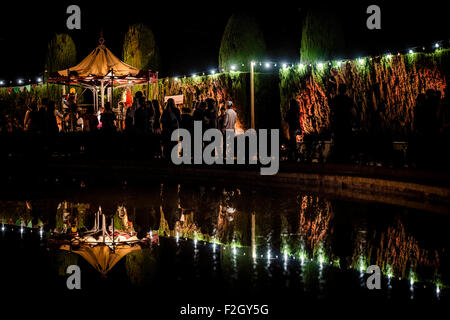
[{"xmin": 0, "ymin": 1, "xmax": 448, "ymax": 81}]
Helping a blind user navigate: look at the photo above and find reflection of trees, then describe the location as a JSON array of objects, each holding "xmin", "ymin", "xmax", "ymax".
[
  {"xmin": 125, "ymin": 249, "xmax": 158, "ymax": 286},
  {"xmin": 0, "ymin": 200, "xmax": 32, "ymax": 225},
  {"xmin": 298, "ymin": 195, "xmax": 333, "ymax": 257},
  {"xmin": 353, "ymin": 219, "xmax": 439, "ymax": 280}
]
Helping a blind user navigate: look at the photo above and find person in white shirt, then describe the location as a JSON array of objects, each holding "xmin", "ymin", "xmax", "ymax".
[{"xmin": 223, "ymin": 101, "xmax": 237, "ymax": 132}]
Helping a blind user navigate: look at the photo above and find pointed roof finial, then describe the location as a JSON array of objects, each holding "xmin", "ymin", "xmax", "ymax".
[{"xmin": 99, "ymin": 28, "xmax": 104, "ymax": 45}]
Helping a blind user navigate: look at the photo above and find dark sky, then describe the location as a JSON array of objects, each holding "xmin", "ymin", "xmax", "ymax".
[{"xmin": 0, "ymin": 1, "xmax": 448, "ymax": 81}]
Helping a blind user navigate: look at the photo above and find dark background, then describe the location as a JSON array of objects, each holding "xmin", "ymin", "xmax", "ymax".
[{"xmin": 0, "ymin": 1, "xmax": 449, "ymax": 80}]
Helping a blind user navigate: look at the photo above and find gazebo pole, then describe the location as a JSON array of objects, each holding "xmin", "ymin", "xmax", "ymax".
[
  {"xmin": 250, "ymin": 62, "xmax": 255, "ymax": 129},
  {"xmin": 147, "ymin": 70, "xmax": 150, "ymax": 100},
  {"xmin": 100, "ymin": 80, "xmax": 105, "ymax": 110}
]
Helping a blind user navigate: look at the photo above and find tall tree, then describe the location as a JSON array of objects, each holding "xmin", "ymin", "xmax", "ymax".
[
  {"xmin": 300, "ymin": 6, "xmax": 346, "ymax": 63},
  {"xmin": 123, "ymin": 24, "xmax": 160, "ymax": 71},
  {"xmin": 45, "ymin": 33, "xmax": 76, "ymax": 73},
  {"xmin": 219, "ymin": 12, "xmax": 266, "ymax": 71}
]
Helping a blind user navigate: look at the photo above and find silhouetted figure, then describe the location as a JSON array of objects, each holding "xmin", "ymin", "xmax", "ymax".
[
  {"xmin": 180, "ymin": 107, "xmax": 194, "ymax": 134},
  {"xmin": 135, "ymin": 96, "xmax": 148, "ymax": 134},
  {"xmin": 161, "ymin": 98, "xmax": 179, "ymax": 159},
  {"xmin": 100, "ymin": 102, "xmax": 116, "ymax": 133},
  {"xmin": 204, "ymin": 98, "xmax": 218, "ymax": 130},
  {"xmin": 218, "ymin": 106, "xmax": 226, "ymax": 133},
  {"xmin": 24, "ymin": 103, "xmax": 40, "ymax": 133},
  {"xmin": 438, "ymin": 87, "xmax": 450, "ymax": 137},
  {"xmin": 285, "ymin": 99, "xmax": 302, "ymax": 161},
  {"xmin": 46, "ymin": 100, "xmax": 59, "ymax": 135},
  {"xmin": 329, "ymin": 84, "xmax": 356, "ymax": 162},
  {"xmin": 82, "ymin": 105, "xmax": 99, "ymax": 132},
  {"xmin": 152, "ymin": 100, "xmax": 161, "ymax": 134}
]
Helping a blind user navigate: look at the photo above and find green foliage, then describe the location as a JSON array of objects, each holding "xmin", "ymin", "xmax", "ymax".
[
  {"xmin": 123, "ymin": 24, "xmax": 160, "ymax": 71},
  {"xmin": 125, "ymin": 249, "xmax": 157, "ymax": 286},
  {"xmin": 300, "ymin": 6, "xmax": 346, "ymax": 63},
  {"xmin": 219, "ymin": 12, "xmax": 266, "ymax": 71},
  {"xmin": 45, "ymin": 33, "xmax": 76, "ymax": 73}
]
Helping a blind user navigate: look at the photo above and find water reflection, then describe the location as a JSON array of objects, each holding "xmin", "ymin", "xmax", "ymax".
[{"xmin": 0, "ymin": 183, "xmax": 448, "ymax": 299}]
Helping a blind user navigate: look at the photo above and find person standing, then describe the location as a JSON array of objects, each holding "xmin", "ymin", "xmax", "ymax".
[
  {"xmin": 329, "ymin": 84, "xmax": 356, "ymax": 162},
  {"xmin": 223, "ymin": 101, "xmax": 237, "ymax": 132},
  {"xmin": 285, "ymin": 99, "xmax": 302, "ymax": 161}
]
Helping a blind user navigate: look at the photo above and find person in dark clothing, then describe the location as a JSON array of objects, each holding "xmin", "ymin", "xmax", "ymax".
[
  {"xmin": 161, "ymin": 98, "xmax": 179, "ymax": 159},
  {"xmin": 204, "ymin": 98, "xmax": 218, "ymax": 130},
  {"xmin": 329, "ymin": 83, "xmax": 356, "ymax": 162},
  {"xmin": 180, "ymin": 107, "xmax": 194, "ymax": 134},
  {"xmin": 218, "ymin": 106, "xmax": 226, "ymax": 133},
  {"xmin": 46, "ymin": 100, "xmax": 59, "ymax": 135},
  {"xmin": 82, "ymin": 105, "xmax": 98, "ymax": 132},
  {"xmin": 193, "ymin": 101, "xmax": 205, "ymax": 123},
  {"xmin": 152, "ymin": 100, "xmax": 161, "ymax": 134},
  {"xmin": 24, "ymin": 103, "xmax": 40, "ymax": 133},
  {"xmin": 285, "ymin": 99, "xmax": 302, "ymax": 161},
  {"xmin": 100, "ymin": 102, "xmax": 116, "ymax": 133},
  {"xmin": 146, "ymin": 100, "xmax": 155, "ymax": 133},
  {"xmin": 134, "ymin": 96, "xmax": 148, "ymax": 134}
]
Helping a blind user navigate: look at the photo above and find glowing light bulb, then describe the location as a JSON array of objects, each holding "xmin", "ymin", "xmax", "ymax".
[
  {"xmin": 436, "ymin": 284, "xmax": 440, "ymax": 295},
  {"xmin": 282, "ymin": 63, "xmax": 287, "ymax": 69},
  {"xmin": 37, "ymin": 77, "xmax": 42, "ymax": 82},
  {"xmin": 435, "ymin": 43, "xmax": 440, "ymax": 48},
  {"xmin": 230, "ymin": 65, "xmax": 236, "ymax": 71},
  {"xmin": 210, "ymin": 70, "xmax": 216, "ymax": 75},
  {"xmin": 317, "ymin": 62, "xmax": 324, "ymax": 69},
  {"xmin": 386, "ymin": 54, "xmax": 392, "ymax": 59},
  {"xmin": 337, "ymin": 61, "xmax": 342, "ymax": 67},
  {"xmin": 191, "ymin": 74, "xmax": 196, "ymax": 78},
  {"xmin": 265, "ymin": 62, "xmax": 270, "ymax": 68},
  {"xmin": 174, "ymin": 77, "xmax": 178, "ymax": 81},
  {"xmin": 358, "ymin": 58, "xmax": 364, "ymax": 65},
  {"xmin": 408, "ymin": 49, "xmax": 414, "ymax": 54},
  {"xmin": 299, "ymin": 63, "xmax": 304, "ymax": 69}
]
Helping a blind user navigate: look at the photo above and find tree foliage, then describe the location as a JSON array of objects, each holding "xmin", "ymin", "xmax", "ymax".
[
  {"xmin": 45, "ymin": 33, "xmax": 76, "ymax": 73},
  {"xmin": 219, "ymin": 12, "xmax": 266, "ymax": 71},
  {"xmin": 300, "ymin": 6, "xmax": 346, "ymax": 63},
  {"xmin": 123, "ymin": 24, "xmax": 160, "ymax": 71}
]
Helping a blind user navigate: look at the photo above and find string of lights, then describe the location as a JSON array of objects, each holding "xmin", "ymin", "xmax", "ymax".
[
  {"xmin": 1, "ymin": 39, "xmax": 449, "ymax": 88},
  {"xmin": 166, "ymin": 39, "xmax": 450, "ymax": 81}
]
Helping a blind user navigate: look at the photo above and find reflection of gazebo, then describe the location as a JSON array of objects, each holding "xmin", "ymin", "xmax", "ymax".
[
  {"xmin": 47, "ymin": 38, "xmax": 158, "ymax": 111},
  {"xmin": 60, "ymin": 243, "xmax": 141, "ymax": 276}
]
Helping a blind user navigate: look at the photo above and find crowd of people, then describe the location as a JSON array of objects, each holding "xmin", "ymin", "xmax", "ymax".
[
  {"xmin": 0, "ymin": 85, "xmax": 449, "ymax": 167},
  {"xmin": 0, "ymin": 90, "xmax": 239, "ymax": 159}
]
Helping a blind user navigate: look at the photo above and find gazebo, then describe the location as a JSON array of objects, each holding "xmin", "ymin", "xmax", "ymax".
[{"xmin": 47, "ymin": 38, "xmax": 158, "ymax": 111}]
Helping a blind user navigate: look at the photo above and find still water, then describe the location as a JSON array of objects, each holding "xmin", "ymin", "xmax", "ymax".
[{"xmin": 1, "ymin": 181, "xmax": 448, "ymax": 314}]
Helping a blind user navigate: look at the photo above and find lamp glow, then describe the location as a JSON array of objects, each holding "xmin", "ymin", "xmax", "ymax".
[
  {"xmin": 408, "ymin": 49, "xmax": 414, "ymax": 54},
  {"xmin": 210, "ymin": 70, "xmax": 216, "ymax": 75},
  {"xmin": 435, "ymin": 43, "xmax": 440, "ymax": 48},
  {"xmin": 230, "ymin": 65, "xmax": 236, "ymax": 71},
  {"xmin": 282, "ymin": 63, "xmax": 287, "ymax": 69},
  {"xmin": 358, "ymin": 58, "xmax": 364, "ymax": 65},
  {"xmin": 265, "ymin": 62, "xmax": 270, "ymax": 68},
  {"xmin": 317, "ymin": 62, "xmax": 324, "ymax": 69}
]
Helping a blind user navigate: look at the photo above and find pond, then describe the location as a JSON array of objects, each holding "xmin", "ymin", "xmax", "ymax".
[{"xmin": 1, "ymin": 181, "xmax": 448, "ymax": 315}]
